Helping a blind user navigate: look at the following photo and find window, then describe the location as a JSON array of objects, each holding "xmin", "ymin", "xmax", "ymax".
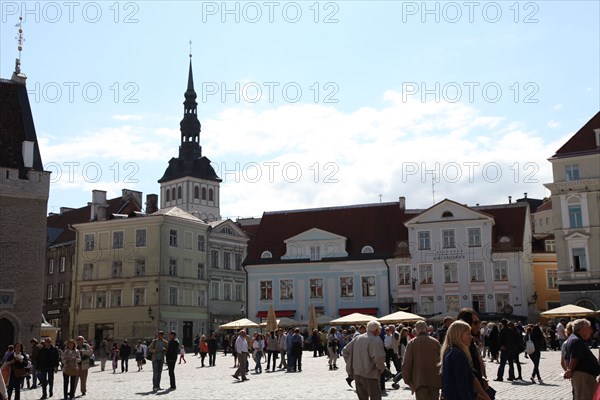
[
  {"xmin": 310, "ymin": 246, "xmax": 321, "ymax": 261},
  {"xmin": 110, "ymin": 289, "xmax": 122, "ymax": 307},
  {"xmin": 420, "ymin": 296, "xmax": 434, "ymax": 315},
  {"xmin": 493, "ymin": 260, "xmax": 508, "ymax": 281},
  {"xmin": 135, "ymin": 259, "xmax": 145, "ymax": 277},
  {"xmin": 211, "ymin": 250, "xmax": 219, "ymax": 268},
  {"xmin": 135, "ymin": 229, "xmax": 146, "ymax": 247},
  {"xmin": 442, "ymin": 229, "xmax": 455, "ymax": 248},
  {"xmin": 223, "ymin": 251, "xmax": 231, "ymax": 270},
  {"xmin": 361, "ymin": 276, "xmax": 376, "ymax": 297},
  {"xmin": 96, "ymin": 291, "xmax": 106, "ymax": 308},
  {"xmin": 443, "ymin": 263, "xmax": 458, "ymax": 283},
  {"xmin": 418, "ymin": 231, "xmax": 431, "ymax": 250},
  {"xmin": 310, "ymin": 278, "xmax": 323, "ymax": 299},
  {"xmin": 197, "ymin": 235, "xmax": 206, "ymax": 251},
  {"xmin": 194, "ymin": 186, "xmax": 199, "ymax": 199},
  {"xmin": 468, "ymin": 228, "xmax": 481, "ymax": 247},
  {"xmin": 47, "ymin": 284, "xmax": 53, "ymax": 300},
  {"xmin": 169, "ymin": 287, "xmax": 179, "ymax": 305},
  {"xmin": 235, "ymin": 284, "xmax": 244, "ymax": 301},
  {"xmin": 445, "ymin": 295, "xmax": 459, "ymax": 313},
  {"xmin": 83, "ymin": 263, "xmax": 93, "ymax": 280},
  {"xmin": 198, "ymin": 289, "xmax": 207, "ymax": 307},
  {"xmin": 111, "ymin": 261, "xmax": 122, "ymax": 278},
  {"xmin": 169, "ymin": 229, "xmax": 178, "ymax": 247},
  {"xmin": 197, "ymin": 263, "xmax": 206, "ymax": 280},
  {"xmin": 177, "ymin": 186, "xmax": 182, "ymax": 199},
  {"xmin": 235, "ymin": 253, "xmax": 242, "ymax": 271},
  {"xmin": 260, "ymin": 280, "xmax": 273, "ymax": 300},
  {"xmin": 565, "ymin": 164, "xmax": 580, "ymax": 181},
  {"xmin": 397, "ymin": 265, "xmax": 411, "ymax": 286},
  {"xmin": 442, "ymin": 211, "xmax": 453, "ymax": 218},
  {"xmin": 171, "ymin": 188, "xmax": 176, "ymax": 201},
  {"xmin": 168, "ymin": 321, "xmax": 178, "ymax": 334},
  {"xmin": 472, "ymin": 294, "xmax": 486, "ymax": 313},
  {"xmin": 209, "ymin": 188, "xmax": 214, "ymax": 201},
  {"xmin": 261, "ymin": 251, "xmax": 273, "ymax": 259},
  {"xmin": 546, "ymin": 270, "xmax": 558, "ymax": 289},
  {"xmin": 211, "ymin": 281, "xmax": 220, "ymax": 300},
  {"xmin": 222, "ymin": 227, "xmax": 233, "ymax": 235},
  {"xmin": 568, "ymin": 205, "xmax": 583, "ymax": 228},
  {"xmin": 58, "ymin": 282, "xmax": 64, "ymax": 298},
  {"xmin": 361, "ymin": 246, "xmax": 374, "ymax": 254},
  {"xmin": 224, "ymin": 282, "xmax": 232, "ymax": 301},
  {"xmin": 81, "ymin": 292, "xmax": 94, "ymax": 309},
  {"xmin": 201, "ymin": 187, "xmax": 207, "ymax": 200},
  {"xmin": 133, "ymin": 288, "xmax": 145, "ymax": 306},
  {"xmin": 280, "ymin": 280, "xmax": 294, "ymax": 300},
  {"xmin": 572, "ymin": 248, "xmax": 587, "ymax": 271},
  {"xmin": 112, "ymin": 231, "xmax": 124, "ymax": 249},
  {"xmin": 469, "ymin": 262, "xmax": 484, "ymax": 282},
  {"xmin": 84, "ymin": 234, "xmax": 95, "ymax": 251},
  {"xmin": 545, "ymin": 240, "xmax": 556, "ymax": 252},
  {"xmin": 340, "ymin": 277, "xmax": 354, "ymax": 297},
  {"xmin": 48, "ymin": 259, "xmax": 54, "ymax": 275},
  {"xmin": 419, "ymin": 264, "xmax": 433, "ymax": 284},
  {"xmin": 59, "ymin": 257, "xmax": 66, "ymax": 272},
  {"xmin": 166, "ymin": 189, "xmax": 170, "ymax": 202},
  {"xmin": 169, "ymin": 258, "xmax": 177, "ymax": 276},
  {"xmin": 495, "ymin": 293, "xmax": 510, "ymax": 312}
]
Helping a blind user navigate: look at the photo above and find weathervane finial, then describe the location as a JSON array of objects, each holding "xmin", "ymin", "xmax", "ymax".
[{"xmin": 189, "ymin": 40, "xmax": 192, "ymax": 59}]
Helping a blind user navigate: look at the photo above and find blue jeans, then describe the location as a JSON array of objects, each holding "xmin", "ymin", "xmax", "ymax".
[
  {"xmin": 39, "ymin": 368, "xmax": 54, "ymax": 396},
  {"xmin": 152, "ymin": 359, "xmax": 164, "ymax": 389},
  {"xmin": 254, "ymin": 351, "xmax": 263, "ymax": 372}
]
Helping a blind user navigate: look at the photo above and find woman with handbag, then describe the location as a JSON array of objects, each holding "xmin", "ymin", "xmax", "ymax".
[
  {"xmin": 326, "ymin": 327, "xmax": 338, "ymax": 370},
  {"xmin": 5, "ymin": 342, "xmax": 28, "ymax": 400},
  {"xmin": 62, "ymin": 339, "xmax": 80, "ymax": 400}
]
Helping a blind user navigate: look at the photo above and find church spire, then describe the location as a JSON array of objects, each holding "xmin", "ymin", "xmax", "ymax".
[{"xmin": 179, "ymin": 48, "xmax": 201, "ymax": 160}]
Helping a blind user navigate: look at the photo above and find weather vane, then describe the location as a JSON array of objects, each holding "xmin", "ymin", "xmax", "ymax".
[{"xmin": 189, "ymin": 40, "xmax": 192, "ymax": 58}]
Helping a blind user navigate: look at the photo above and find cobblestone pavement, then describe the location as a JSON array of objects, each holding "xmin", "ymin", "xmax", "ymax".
[{"xmin": 17, "ymin": 350, "xmax": 577, "ymax": 400}]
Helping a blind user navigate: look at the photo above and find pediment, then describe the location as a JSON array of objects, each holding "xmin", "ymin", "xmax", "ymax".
[
  {"xmin": 284, "ymin": 228, "xmax": 346, "ymax": 243},
  {"xmin": 405, "ymin": 199, "xmax": 494, "ymax": 225},
  {"xmin": 564, "ymin": 231, "xmax": 590, "ymax": 240},
  {"xmin": 210, "ymin": 219, "xmax": 248, "ymax": 238}
]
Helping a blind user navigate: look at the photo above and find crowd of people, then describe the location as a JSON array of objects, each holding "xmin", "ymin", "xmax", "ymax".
[{"xmin": 1, "ymin": 314, "xmax": 599, "ymax": 400}]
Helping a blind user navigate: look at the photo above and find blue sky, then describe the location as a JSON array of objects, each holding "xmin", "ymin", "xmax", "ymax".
[{"xmin": 1, "ymin": 1, "xmax": 598, "ymax": 218}]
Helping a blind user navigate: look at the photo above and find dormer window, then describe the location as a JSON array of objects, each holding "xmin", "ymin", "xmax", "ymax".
[
  {"xmin": 310, "ymin": 246, "xmax": 321, "ymax": 261},
  {"xmin": 499, "ymin": 236, "xmax": 511, "ymax": 243},
  {"xmin": 221, "ymin": 227, "xmax": 233, "ymax": 235},
  {"xmin": 442, "ymin": 211, "xmax": 453, "ymax": 218},
  {"xmin": 361, "ymin": 246, "xmax": 374, "ymax": 254},
  {"xmin": 261, "ymin": 251, "xmax": 273, "ymax": 259}
]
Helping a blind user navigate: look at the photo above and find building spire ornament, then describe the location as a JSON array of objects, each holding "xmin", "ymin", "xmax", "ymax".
[
  {"xmin": 179, "ymin": 51, "xmax": 201, "ymax": 160},
  {"xmin": 12, "ymin": 16, "xmax": 27, "ymax": 83}
]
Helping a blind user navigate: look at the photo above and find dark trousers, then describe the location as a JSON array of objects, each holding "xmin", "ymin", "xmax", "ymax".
[
  {"xmin": 7, "ymin": 376, "xmax": 22, "ymax": 400},
  {"xmin": 266, "ymin": 350, "xmax": 278, "ymax": 370},
  {"xmin": 497, "ymin": 349, "xmax": 515, "ymax": 379},
  {"xmin": 152, "ymin": 359, "xmax": 163, "ymax": 389},
  {"xmin": 166, "ymin": 359, "xmax": 176, "ymax": 389},
  {"xmin": 121, "ymin": 356, "xmax": 129, "ymax": 372},
  {"xmin": 208, "ymin": 351, "xmax": 216, "ymax": 366},
  {"xmin": 39, "ymin": 368, "xmax": 54, "ymax": 396},
  {"xmin": 287, "ymin": 349, "xmax": 294, "ymax": 371},
  {"xmin": 62, "ymin": 373, "xmax": 77, "ymax": 398},
  {"xmin": 530, "ymin": 350, "xmax": 541, "ymax": 379},
  {"xmin": 200, "ymin": 352, "xmax": 207, "ymax": 366}
]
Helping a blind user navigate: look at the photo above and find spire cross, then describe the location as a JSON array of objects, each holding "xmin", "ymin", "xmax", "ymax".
[{"xmin": 189, "ymin": 40, "xmax": 192, "ymax": 58}]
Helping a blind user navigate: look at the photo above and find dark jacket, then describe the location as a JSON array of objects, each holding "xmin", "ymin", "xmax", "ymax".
[
  {"xmin": 119, "ymin": 343, "xmax": 132, "ymax": 358},
  {"xmin": 166, "ymin": 339, "xmax": 180, "ymax": 361},
  {"xmin": 207, "ymin": 337, "xmax": 218, "ymax": 353},
  {"xmin": 441, "ymin": 348, "xmax": 476, "ymax": 400},
  {"xmin": 36, "ymin": 345, "xmax": 60, "ymax": 370}
]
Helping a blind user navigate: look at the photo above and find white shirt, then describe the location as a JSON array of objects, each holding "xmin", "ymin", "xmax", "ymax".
[
  {"xmin": 557, "ymin": 323, "xmax": 566, "ymax": 340},
  {"xmin": 236, "ymin": 335, "xmax": 249, "ymax": 353}
]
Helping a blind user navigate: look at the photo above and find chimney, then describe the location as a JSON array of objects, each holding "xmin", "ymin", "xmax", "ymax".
[
  {"xmin": 146, "ymin": 194, "xmax": 158, "ymax": 214},
  {"xmin": 508, "ymin": 196, "xmax": 512, "ymax": 204},
  {"xmin": 398, "ymin": 196, "xmax": 406, "ymax": 210},
  {"xmin": 90, "ymin": 190, "xmax": 107, "ymax": 221},
  {"xmin": 524, "ymin": 192, "xmax": 528, "ymax": 199}
]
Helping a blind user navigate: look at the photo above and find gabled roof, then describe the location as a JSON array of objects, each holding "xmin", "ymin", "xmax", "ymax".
[
  {"xmin": 47, "ymin": 196, "xmax": 141, "ymax": 246},
  {"xmin": 552, "ymin": 112, "xmax": 600, "ymax": 158},
  {"xmin": 0, "ymin": 79, "xmax": 44, "ymax": 175},
  {"xmin": 244, "ymin": 202, "xmax": 412, "ymax": 265},
  {"xmin": 404, "ymin": 198, "xmax": 495, "ymax": 225},
  {"xmin": 472, "ymin": 202, "xmax": 529, "ymax": 252}
]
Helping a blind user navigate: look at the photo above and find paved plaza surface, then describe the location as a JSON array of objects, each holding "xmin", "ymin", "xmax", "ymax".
[{"xmin": 18, "ymin": 350, "xmax": 578, "ymax": 400}]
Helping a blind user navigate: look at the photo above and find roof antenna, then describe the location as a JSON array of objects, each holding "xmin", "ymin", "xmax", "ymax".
[{"xmin": 12, "ymin": 15, "xmax": 27, "ymax": 83}]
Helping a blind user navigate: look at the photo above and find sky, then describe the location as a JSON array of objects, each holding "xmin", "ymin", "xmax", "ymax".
[{"xmin": 1, "ymin": 0, "xmax": 599, "ymax": 219}]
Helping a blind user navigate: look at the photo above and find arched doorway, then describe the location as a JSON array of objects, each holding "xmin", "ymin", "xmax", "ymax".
[
  {"xmin": 0, "ymin": 318, "xmax": 15, "ymax": 354},
  {"xmin": 577, "ymin": 300, "xmax": 597, "ymax": 310}
]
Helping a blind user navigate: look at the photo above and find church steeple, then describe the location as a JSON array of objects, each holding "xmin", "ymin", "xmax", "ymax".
[{"xmin": 179, "ymin": 53, "xmax": 201, "ymax": 160}]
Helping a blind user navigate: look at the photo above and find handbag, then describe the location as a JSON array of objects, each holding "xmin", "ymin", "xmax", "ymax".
[
  {"xmin": 64, "ymin": 362, "xmax": 78, "ymax": 377},
  {"xmin": 525, "ymin": 338, "xmax": 535, "ymax": 355}
]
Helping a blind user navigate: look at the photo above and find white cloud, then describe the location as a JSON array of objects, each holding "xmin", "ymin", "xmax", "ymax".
[
  {"xmin": 547, "ymin": 120, "xmax": 560, "ymax": 128},
  {"xmin": 112, "ymin": 114, "xmax": 143, "ymax": 121}
]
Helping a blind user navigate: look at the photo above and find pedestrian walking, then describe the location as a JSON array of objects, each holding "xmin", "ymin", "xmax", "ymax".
[
  {"xmin": 135, "ymin": 340, "xmax": 147, "ymax": 371},
  {"xmin": 178, "ymin": 347, "xmax": 186, "ymax": 364},
  {"xmin": 207, "ymin": 333, "xmax": 217, "ymax": 367},
  {"xmin": 148, "ymin": 331, "xmax": 168, "ymax": 392},
  {"xmin": 252, "ymin": 334, "xmax": 265, "ymax": 373},
  {"xmin": 98, "ymin": 340, "xmax": 110, "ymax": 372},
  {"xmin": 61, "ymin": 339, "xmax": 80, "ymax": 400},
  {"xmin": 199, "ymin": 336, "xmax": 208, "ymax": 367},
  {"xmin": 400, "ymin": 320, "xmax": 441, "ymax": 399},
  {"xmin": 165, "ymin": 331, "xmax": 180, "ymax": 390},
  {"xmin": 563, "ymin": 318, "xmax": 600, "ymax": 400},
  {"xmin": 440, "ymin": 321, "xmax": 477, "ymax": 400},
  {"xmin": 110, "ymin": 343, "xmax": 119, "ymax": 373},
  {"xmin": 277, "ymin": 328, "xmax": 287, "ymax": 370},
  {"xmin": 290, "ymin": 329, "xmax": 304, "ymax": 372},
  {"xmin": 527, "ymin": 324, "xmax": 544, "ymax": 383},
  {"xmin": 119, "ymin": 339, "xmax": 131, "ymax": 373},
  {"xmin": 343, "ymin": 320, "xmax": 386, "ymax": 400},
  {"xmin": 5, "ymin": 342, "xmax": 29, "ymax": 400},
  {"xmin": 36, "ymin": 337, "xmax": 59, "ymax": 399},
  {"xmin": 327, "ymin": 327, "xmax": 339, "ymax": 370},
  {"xmin": 265, "ymin": 331, "xmax": 278, "ymax": 372},
  {"xmin": 28, "ymin": 339, "xmax": 40, "ymax": 390},
  {"xmin": 75, "ymin": 336, "xmax": 93, "ymax": 397},
  {"xmin": 495, "ymin": 319, "xmax": 516, "ymax": 382},
  {"xmin": 232, "ymin": 330, "xmax": 250, "ymax": 382}
]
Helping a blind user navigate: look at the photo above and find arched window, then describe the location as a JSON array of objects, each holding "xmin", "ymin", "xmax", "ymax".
[
  {"xmin": 166, "ymin": 189, "xmax": 170, "ymax": 202},
  {"xmin": 361, "ymin": 246, "xmax": 374, "ymax": 254},
  {"xmin": 201, "ymin": 187, "xmax": 207, "ymax": 200},
  {"xmin": 177, "ymin": 186, "xmax": 182, "ymax": 199},
  {"xmin": 261, "ymin": 251, "xmax": 273, "ymax": 259},
  {"xmin": 221, "ymin": 227, "xmax": 233, "ymax": 235},
  {"xmin": 194, "ymin": 186, "xmax": 199, "ymax": 199},
  {"xmin": 209, "ymin": 188, "xmax": 214, "ymax": 201},
  {"xmin": 171, "ymin": 188, "xmax": 176, "ymax": 201},
  {"xmin": 442, "ymin": 211, "xmax": 453, "ymax": 218}
]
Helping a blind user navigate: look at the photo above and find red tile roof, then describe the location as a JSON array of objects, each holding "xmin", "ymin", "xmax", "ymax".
[
  {"xmin": 473, "ymin": 202, "xmax": 528, "ymax": 252},
  {"xmin": 553, "ymin": 112, "xmax": 600, "ymax": 158},
  {"xmin": 47, "ymin": 197, "xmax": 141, "ymax": 246},
  {"xmin": 244, "ymin": 202, "xmax": 412, "ymax": 265},
  {"xmin": 534, "ymin": 200, "xmax": 552, "ymax": 213}
]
